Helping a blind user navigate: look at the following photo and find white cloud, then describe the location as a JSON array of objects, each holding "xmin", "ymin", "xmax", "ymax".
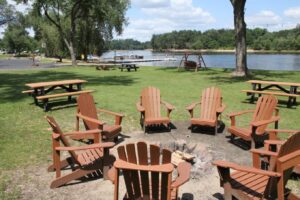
[
  {"xmin": 246, "ymin": 10, "xmax": 281, "ymax": 27},
  {"xmin": 131, "ymin": 0, "xmax": 170, "ymax": 8},
  {"xmin": 284, "ymin": 7, "xmax": 300, "ymax": 20},
  {"xmin": 118, "ymin": 0, "xmax": 215, "ymax": 41}
]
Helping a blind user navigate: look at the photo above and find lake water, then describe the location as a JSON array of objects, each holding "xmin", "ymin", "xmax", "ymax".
[{"xmin": 100, "ymin": 50, "xmax": 300, "ymax": 71}]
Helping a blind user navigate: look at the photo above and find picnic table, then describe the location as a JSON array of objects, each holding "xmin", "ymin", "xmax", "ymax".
[
  {"xmin": 23, "ymin": 79, "xmax": 93, "ymax": 111},
  {"xmin": 242, "ymin": 80, "xmax": 300, "ymax": 107},
  {"xmin": 119, "ymin": 63, "xmax": 139, "ymax": 72}
]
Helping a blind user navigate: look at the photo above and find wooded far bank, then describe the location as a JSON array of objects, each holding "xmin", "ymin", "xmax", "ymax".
[{"xmin": 109, "ymin": 27, "xmax": 300, "ymax": 52}]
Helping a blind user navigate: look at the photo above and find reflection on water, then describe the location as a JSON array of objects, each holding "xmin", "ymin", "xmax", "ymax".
[{"xmin": 100, "ymin": 50, "xmax": 300, "ymax": 71}]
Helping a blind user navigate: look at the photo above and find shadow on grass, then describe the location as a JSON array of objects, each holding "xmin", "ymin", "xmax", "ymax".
[
  {"xmin": 210, "ymin": 69, "xmax": 298, "ymax": 84},
  {"xmin": 0, "ymin": 71, "xmax": 139, "ymax": 103}
]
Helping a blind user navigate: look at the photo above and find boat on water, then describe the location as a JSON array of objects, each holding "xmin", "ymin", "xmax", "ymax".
[{"xmin": 114, "ymin": 55, "xmax": 144, "ymax": 60}]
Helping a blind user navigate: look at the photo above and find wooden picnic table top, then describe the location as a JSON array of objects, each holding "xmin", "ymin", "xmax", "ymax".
[
  {"xmin": 247, "ymin": 80, "xmax": 300, "ymax": 87},
  {"xmin": 26, "ymin": 79, "xmax": 87, "ymax": 88}
]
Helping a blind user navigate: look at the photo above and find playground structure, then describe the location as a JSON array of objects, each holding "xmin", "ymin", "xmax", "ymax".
[{"xmin": 178, "ymin": 53, "xmax": 207, "ymax": 72}]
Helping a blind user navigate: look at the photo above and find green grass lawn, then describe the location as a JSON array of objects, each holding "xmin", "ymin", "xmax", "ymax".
[{"xmin": 0, "ymin": 66, "xmax": 299, "ymax": 197}]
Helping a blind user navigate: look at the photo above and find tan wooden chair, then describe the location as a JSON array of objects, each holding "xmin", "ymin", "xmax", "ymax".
[
  {"xmin": 228, "ymin": 95, "xmax": 280, "ymax": 148},
  {"xmin": 75, "ymin": 93, "xmax": 124, "ymax": 142},
  {"xmin": 46, "ymin": 116, "xmax": 115, "ymax": 188},
  {"xmin": 109, "ymin": 141, "xmax": 191, "ymax": 200},
  {"xmin": 213, "ymin": 132, "xmax": 300, "ymax": 200},
  {"xmin": 136, "ymin": 86, "xmax": 175, "ymax": 133},
  {"xmin": 186, "ymin": 87, "xmax": 226, "ymax": 134}
]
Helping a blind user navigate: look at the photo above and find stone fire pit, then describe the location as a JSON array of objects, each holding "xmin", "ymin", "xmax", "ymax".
[{"xmin": 156, "ymin": 139, "xmax": 213, "ymax": 179}]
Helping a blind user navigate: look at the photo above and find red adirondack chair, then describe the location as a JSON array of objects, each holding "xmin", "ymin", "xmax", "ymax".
[
  {"xmin": 258, "ymin": 129, "xmax": 300, "ymax": 174},
  {"xmin": 76, "ymin": 93, "xmax": 124, "ymax": 142},
  {"xmin": 109, "ymin": 141, "xmax": 191, "ymax": 200},
  {"xmin": 136, "ymin": 86, "xmax": 175, "ymax": 133},
  {"xmin": 46, "ymin": 116, "xmax": 115, "ymax": 188},
  {"xmin": 186, "ymin": 87, "xmax": 226, "ymax": 134},
  {"xmin": 213, "ymin": 132, "xmax": 300, "ymax": 200},
  {"xmin": 228, "ymin": 95, "xmax": 280, "ymax": 148}
]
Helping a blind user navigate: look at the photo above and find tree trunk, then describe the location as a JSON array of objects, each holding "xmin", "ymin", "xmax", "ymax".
[
  {"xmin": 231, "ymin": 0, "xmax": 247, "ymax": 77},
  {"xmin": 63, "ymin": 38, "xmax": 77, "ymax": 66}
]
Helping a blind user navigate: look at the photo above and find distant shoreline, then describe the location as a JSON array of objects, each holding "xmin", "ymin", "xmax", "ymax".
[{"xmin": 155, "ymin": 49, "xmax": 300, "ymax": 54}]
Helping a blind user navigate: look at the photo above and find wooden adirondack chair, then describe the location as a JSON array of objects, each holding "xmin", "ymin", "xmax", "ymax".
[
  {"xmin": 257, "ymin": 129, "xmax": 300, "ymax": 174},
  {"xmin": 228, "ymin": 95, "xmax": 280, "ymax": 148},
  {"xmin": 213, "ymin": 132, "xmax": 300, "ymax": 200},
  {"xmin": 186, "ymin": 87, "xmax": 226, "ymax": 134},
  {"xmin": 46, "ymin": 116, "xmax": 115, "ymax": 188},
  {"xmin": 136, "ymin": 86, "xmax": 175, "ymax": 133},
  {"xmin": 110, "ymin": 141, "xmax": 191, "ymax": 200},
  {"xmin": 76, "ymin": 93, "xmax": 124, "ymax": 142}
]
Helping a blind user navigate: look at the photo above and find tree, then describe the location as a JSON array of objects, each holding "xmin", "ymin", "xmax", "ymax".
[
  {"xmin": 0, "ymin": 0, "xmax": 15, "ymax": 26},
  {"xmin": 230, "ymin": 0, "xmax": 248, "ymax": 77},
  {"xmin": 23, "ymin": 0, "xmax": 129, "ymax": 66},
  {"xmin": 2, "ymin": 14, "xmax": 37, "ymax": 54}
]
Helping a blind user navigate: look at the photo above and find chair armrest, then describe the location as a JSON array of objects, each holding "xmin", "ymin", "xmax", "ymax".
[
  {"xmin": 161, "ymin": 100, "xmax": 175, "ymax": 110},
  {"xmin": 250, "ymin": 149, "xmax": 279, "ymax": 157},
  {"xmin": 136, "ymin": 102, "xmax": 145, "ymax": 112},
  {"xmin": 114, "ymin": 160, "xmax": 174, "ymax": 173},
  {"xmin": 97, "ymin": 109, "xmax": 124, "ymax": 118},
  {"xmin": 217, "ymin": 104, "xmax": 226, "ymax": 113},
  {"xmin": 251, "ymin": 116, "xmax": 280, "ymax": 127},
  {"xmin": 266, "ymin": 129, "xmax": 299, "ymax": 134},
  {"xmin": 55, "ymin": 142, "xmax": 115, "ymax": 151},
  {"xmin": 63, "ymin": 129, "xmax": 101, "ymax": 137},
  {"xmin": 277, "ymin": 150, "xmax": 300, "ymax": 170},
  {"xmin": 76, "ymin": 113, "xmax": 105, "ymax": 126},
  {"xmin": 186, "ymin": 102, "xmax": 200, "ymax": 111},
  {"xmin": 213, "ymin": 160, "xmax": 281, "ymax": 177},
  {"xmin": 264, "ymin": 140, "xmax": 285, "ymax": 146},
  {"xmin": 266, "ymin": 129, "xmax": 299, "ymax": 140},
  {"xmin": 227, "ymin": 110, "xmax": 255, "ymax": 117},
  {"xmin": 171, "ymin": 162, "xmax": 191, "ymax": 188}
]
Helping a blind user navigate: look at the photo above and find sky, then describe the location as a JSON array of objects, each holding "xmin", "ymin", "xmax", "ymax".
[
  {"xmin": 1, "ymin": 0, "xmax": 300, "ymax": 41},
  {"xmin": 115, "ymin": 0, "xmax": 300, "ymax": 41}
]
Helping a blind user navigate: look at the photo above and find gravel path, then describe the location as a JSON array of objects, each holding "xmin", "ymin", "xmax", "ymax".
[{"xmin": 0, "ymin": 58, "xmax": 58, "ymax": 70}]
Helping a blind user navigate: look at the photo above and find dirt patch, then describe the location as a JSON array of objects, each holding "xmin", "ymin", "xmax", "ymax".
[{"xmin": 4, "ymin": 121, "xmax": 299, "ymax": 199}]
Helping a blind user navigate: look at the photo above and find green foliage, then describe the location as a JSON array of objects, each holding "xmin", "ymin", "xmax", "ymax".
[
  {"xmin": 27, "ymin": 0, "xmax": 130, "ymax": 61},
  {"xmin": 151, "ymin": 28, "xmax": 300, "ymax": 51},
  {"xmin": 1, "ymin": 14, "xmax": 37, "ymax": 54},
  {"xmin": 109, "ymin": 39, "xmax": 150, "ymax": 50},
  {"xmin": 0, "ymin": 0, "xmax": 15, "ymax": 26}
]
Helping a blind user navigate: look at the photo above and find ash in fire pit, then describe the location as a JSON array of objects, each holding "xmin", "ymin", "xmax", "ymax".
[{"xmin": 157, "ymin": 139, "xmax": 213, "ymax": 180}]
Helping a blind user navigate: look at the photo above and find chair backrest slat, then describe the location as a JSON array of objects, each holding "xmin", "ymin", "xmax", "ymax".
[
  {"xmin": 252, "ymin": 95, "xmax": 278, "ymax": 134},
  {"xmin": 150, "ymin": 144, "xmax": 160, "ymax": 199},
  {"xmin": 45, "ymin": 116, "xmax": 79, "ymax": 164},
  {"xmin": 137, "ymin": 142, "xmax": 150, "ymax": 198},
  {"xmin": 117, "ymin": 142, "xmax": 174, "ymax": 200},
  {"xmin": 200, "ymin": 87, "xmax": 222, "ymax": 120},
  {"xmin": 141, "ymin": 87, "xmax": 161, "ymax": 120},
  {"xmin": 77, "ymin": 93, "xmax": 99, "ymax": 130},
  {"xmin": 117, "ymin": 146, "xmax": 134, "ymax": 199}
]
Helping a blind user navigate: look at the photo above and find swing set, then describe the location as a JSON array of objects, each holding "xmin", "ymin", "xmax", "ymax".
[{"xmin": 177, "ymin": 53, "xmax": 207, "ymax": 72}]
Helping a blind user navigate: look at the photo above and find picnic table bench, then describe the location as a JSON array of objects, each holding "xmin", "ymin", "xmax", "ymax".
[
  {"xmin": 119, "ymin": 63, "xmax": 139, "ymax": 72},
  {"xmin": 23, "ymin": 79, "xmax": 93, "ymax": 111},
  {"xmin": 242, "ymin": 80, "xmax": 300, "ymax": 107}
]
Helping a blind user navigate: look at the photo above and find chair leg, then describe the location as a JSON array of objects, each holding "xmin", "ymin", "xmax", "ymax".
[
  {"xmin": 50, "ymin": 168, "xmax": 97, "ymax": 189},
  {"xmin": 223, "ymin": 184, "xmax": 233, "ymax": 200}
]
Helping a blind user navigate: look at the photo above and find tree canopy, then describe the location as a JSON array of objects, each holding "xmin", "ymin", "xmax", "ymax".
[
  {"xmin": 0, "ymin": 0, "xmax": 15, "ymax": 26},
  {"xmin": 22, "ymin": 0, "xmax": 130, "ymax": 65}
]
